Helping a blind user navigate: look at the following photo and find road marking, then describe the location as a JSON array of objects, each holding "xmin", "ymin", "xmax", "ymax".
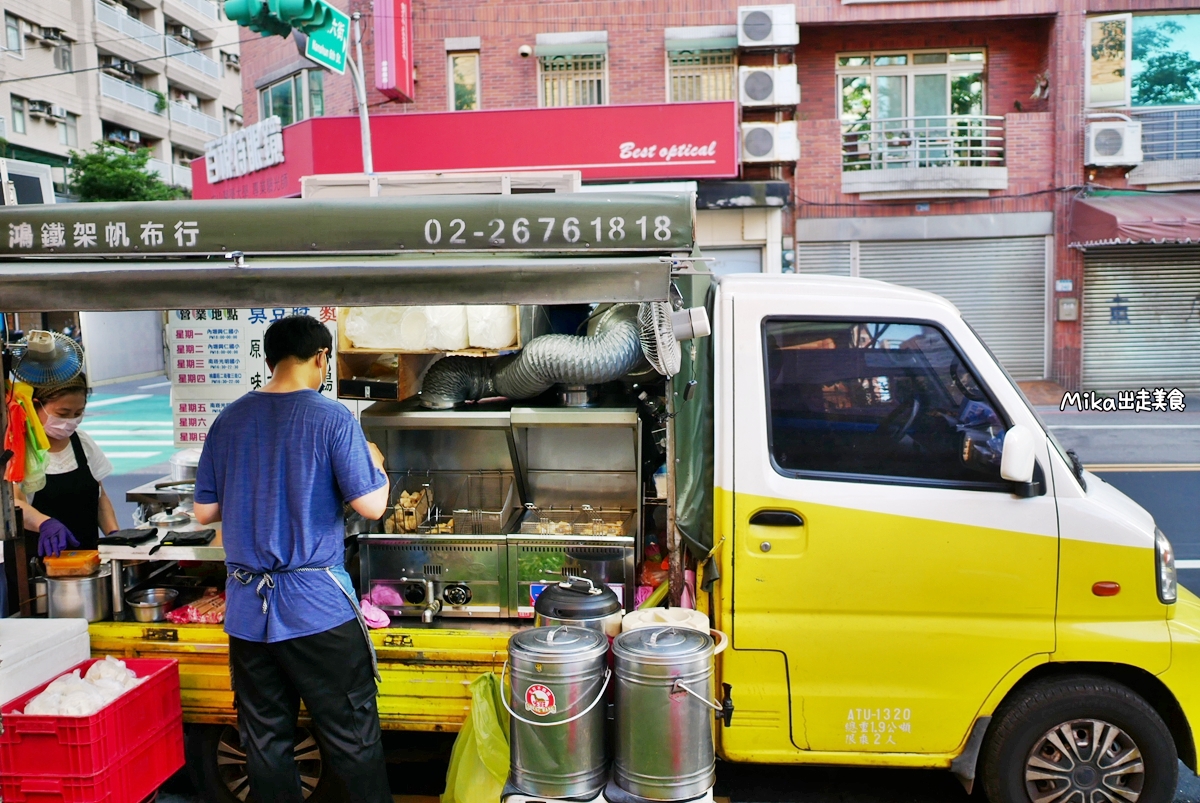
[
  {"xmin": 84, "ymin": 421, "xmax": 172, "ymax": 426},
  {"xmin": 86, "ymin": 394, "xmax": 152, "ymax": 408},
  {"xmin": 84, "ymin": 430, "xmax": 172, "ymax": 437},
  {"xmin": 137, "ymin": 380, "xmax": 172, "ymax": 389},
  {"xmin": 1050, "ymin": 424, "xmax": 1200, "ymax": 430},
  {"xmin": 1087, "ymin": 464, "xmax": 1200, "ymax": 472},
  {"xmin": 92, "ymin": 440, "xmax": 176, "ymax": 446},
  {"xmin": 103, "ymin": 451, "xmax": 164, "ymax": 458},
  {"xmin": 1177, "ymin": 560, "xmax": 1200, "ymax": 570}
]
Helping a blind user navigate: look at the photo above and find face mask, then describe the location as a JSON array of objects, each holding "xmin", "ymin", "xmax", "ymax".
[{"xmin": 42, "ymin": 414, "xmax": 83, "ymax": 439}]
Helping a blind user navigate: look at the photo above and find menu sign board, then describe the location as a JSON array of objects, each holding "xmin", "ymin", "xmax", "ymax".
[{"xmin": 167, "ymin": 306, "xmax": 339, "ymax": 447}]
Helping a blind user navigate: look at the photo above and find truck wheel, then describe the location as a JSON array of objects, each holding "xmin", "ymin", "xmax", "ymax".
[
  {"xmin": 186, "ymin": 724, "xmax": 342, "ymax": 802},
  {"xmin": 980, "ymin": 677, "xmax": 1178, "ymax": 803}
]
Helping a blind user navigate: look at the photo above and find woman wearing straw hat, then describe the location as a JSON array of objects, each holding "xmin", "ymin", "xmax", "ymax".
[{"xmin": 13, "ymin": 373, "xmax": 118, "ymax": 556}]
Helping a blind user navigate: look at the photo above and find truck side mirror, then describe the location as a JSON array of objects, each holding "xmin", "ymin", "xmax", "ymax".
[{"xmin": 1000, "ymin": 424, "xmax": 1036, "ymax": 484}]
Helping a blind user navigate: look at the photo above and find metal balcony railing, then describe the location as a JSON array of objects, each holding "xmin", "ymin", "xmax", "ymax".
[
  {"xmin": 174, "ymin": 0, "xmax": 219, "ymax": 21},
  {"xmin": 166, "ymin": 35, "xmax": 221, "ymax": 80},
  {"xmin": 95, "ymin": 0, "xmax": 163, "ymax": 52},
  {"xmin": 99, "ymin": 73, "xmax": 163, "ymax": 115},
  {"xmin": 842, "ymin": 115, "xmax": 1006, "ymax": 171},
  {"xmin": 169, "ymin": 100, "xmax": 222, "ymax": 137},
  {"xmin": 149, "ymin": 158, "xmax": 195, "ymax": 188},
  {"xmin": 1131, "ymin": 108, "xmax": 1200, "ymax": 162}
]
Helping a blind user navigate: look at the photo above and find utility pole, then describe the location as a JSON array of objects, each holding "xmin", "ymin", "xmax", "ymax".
[{"xmin": 347, "ymin": 12, "xmax": 374, "ymax": 174}]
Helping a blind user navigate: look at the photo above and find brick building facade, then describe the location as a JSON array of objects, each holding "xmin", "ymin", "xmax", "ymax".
[{"xmin": 212, "ymin": 0, "xmax": 1200, "ymax": 392}]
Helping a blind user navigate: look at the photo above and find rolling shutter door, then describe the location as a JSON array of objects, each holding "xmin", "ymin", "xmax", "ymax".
[
  {"xmin": 1082, "ymin": 245, "xmax": 1200, "ymax": 394},
  {"xmin": 796, "ymin": 242, "xmax": 852, "ymax": 276},
  {"xmin": 857, "ymin": 237, "xmax": 1049, "ymax": 380}
]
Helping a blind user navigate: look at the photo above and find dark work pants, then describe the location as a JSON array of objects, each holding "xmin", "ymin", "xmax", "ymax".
[{"xmin": 229, "ymin": 618, "xmax": 390, "ymax": 803}]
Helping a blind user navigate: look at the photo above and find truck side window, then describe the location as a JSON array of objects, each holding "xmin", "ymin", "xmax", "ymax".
[{"xmin": 763, "ymin": 319, "xmax": 1009, "ymax": 489}]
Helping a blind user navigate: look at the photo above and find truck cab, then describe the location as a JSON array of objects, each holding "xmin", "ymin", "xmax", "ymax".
[{"xmin": 711, "ymin": 274, "xmax": 1197, "ymax": 803}]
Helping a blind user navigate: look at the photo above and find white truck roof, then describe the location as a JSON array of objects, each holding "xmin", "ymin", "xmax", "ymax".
[{"xmin": 716, "ymin": 273, "xmax": 962, "ymax": 317}]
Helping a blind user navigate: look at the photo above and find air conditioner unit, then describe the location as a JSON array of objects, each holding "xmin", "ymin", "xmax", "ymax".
[
  {"xmin": 737, "ymin": 5, "xmax": 798, "ymax": 48},
  {"xmin": 99, "ymin": 55, "xmax": 136, "ymax": 76},
  {"xmin": 40, "ymin": 28, "xmax": 65, "ymax": 42},
  {"xmin": 222, "ymin": 52, "xmax": 240, "ymax": 68},
  {"xmin": 129, "ymin": 130, "xmax": 141, "ymax": 143},
  {"xmin": 23, "ymin": 26, "xmax": 40, "ymax": 42},
  {"xmin": 169, "ymin": 25, "xmax": 194, "ymax": 41},
  {"xmin": 26, "ymin": 100, "xmax": 52, "ymax": 119},
  {"xmin": 49, "ymin": 105, "xmax": 68, "ymax": 120},
  {"xmin": 1085, "ymin": 121, "xmax": 1143, "ymax": 166},
  {"xmin": 739, "ymin": 64, "xmax": 799, "ymax": 107},
  {"xmin": 741, "ymin": 120, "xmax": 799, "ymax": 163}
]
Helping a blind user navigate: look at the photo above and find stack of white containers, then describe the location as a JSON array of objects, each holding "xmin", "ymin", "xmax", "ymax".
[{"xmin": 0, "ymin": 619, "xmax": 91, "ymax": 705}]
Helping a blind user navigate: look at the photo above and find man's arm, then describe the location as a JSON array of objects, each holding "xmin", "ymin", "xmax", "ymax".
[
  {"xmin": 194, "ymin": 501, "xmax": 221, "ymax": 524},
  {"xmin": 347, "ymin": 443, "xmax": 388, "ymax": 520}
]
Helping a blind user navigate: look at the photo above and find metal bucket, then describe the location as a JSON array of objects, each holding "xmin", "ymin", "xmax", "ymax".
[
  {"xmin": 613, "ymin": 626, "xmax": 718, "ymax": 801},
  {"xmin": 505, "ymin": 626, "xmax": 610, "ymax": 799},
  {"xmin": 47, "ymin": 564, "xmax": 112, "ymax": 623}
]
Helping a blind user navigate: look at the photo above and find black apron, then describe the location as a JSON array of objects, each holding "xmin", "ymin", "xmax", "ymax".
[{"xmin": 33, "ymin": 434, "xmax": 101, "ymax": 551}]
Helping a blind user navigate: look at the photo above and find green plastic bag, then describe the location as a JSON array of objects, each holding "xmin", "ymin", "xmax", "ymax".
[
  {"xmin": 442, "ymin": 672, "xmax": 510, "ymax": 803},
  {"xmin": 21, "ymin": 415, "xmax": 47, "ymax": 495}
]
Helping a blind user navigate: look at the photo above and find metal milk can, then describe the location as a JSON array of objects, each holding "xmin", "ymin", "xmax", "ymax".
[
  {"xmin": 613, "ymin": 626, "xmax": 720, "ymax": 801},
  {"xmin": 505, "ymin": 625, "xmax": 611, "ymax": 799}
]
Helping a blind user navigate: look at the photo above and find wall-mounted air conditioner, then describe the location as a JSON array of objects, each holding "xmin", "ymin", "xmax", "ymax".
[
  {"xmin": 49, "ymin": 105, "xmax": 68, "ymax": 120},
  {"xmin": 1085, "ymin": 121, "xmax": 1143, "ymax": 166},
  {"xmin": 169, "ymin": 25, "xmax": 194, "ymax": 42},
  {"xmin": 100, "ymin": 55, "xmax": 136, "ymax": 76},
  {"xmin": 26, "ymin": 100, "xmax": 52, "ymax": 119},
  {"xmin": 741, "ymin": 120, "xmax": 799, "ymax": 163},
  {"xmin": 737, "ymin": 5, "xmax": 798, "ymax": 48},
  {"xmin": 739, "ymin": 64, "xmax": 799, "ymax": 107},
  {"xmin": 222, "ymin": 52, "xmax": 240, "ymax": 68},
  {"xmin": 40, "ymin": 28, "xmax": 65, "ymax": 42},
  {"xmin": 128, "ymin": 130, "xmax": 141, "ymax": 143}
]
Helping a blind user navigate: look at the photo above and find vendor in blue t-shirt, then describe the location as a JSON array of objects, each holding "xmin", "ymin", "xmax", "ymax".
[{"xmin": 194, "ymin": 315, "xmax": 390, "ymax": 803}]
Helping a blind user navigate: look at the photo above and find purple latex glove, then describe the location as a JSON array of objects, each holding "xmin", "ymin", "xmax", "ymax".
[{"xmin": 38, "ymin": 518, "xmax": 79, "ymax": 558}]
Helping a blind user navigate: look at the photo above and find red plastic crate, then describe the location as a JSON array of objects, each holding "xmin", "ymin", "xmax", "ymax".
[
  {"xmin": 1, "ymin": 714, "xmax": 184, "ymax": 803},
  {"xmin": 0, "ymin": 658, "xmax": 182, "ymax": 779}
]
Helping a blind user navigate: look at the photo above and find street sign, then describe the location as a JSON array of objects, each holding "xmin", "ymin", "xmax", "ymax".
[{"xmin": 304, "ymin": 5, "xmax": 350, "ymax": 74}]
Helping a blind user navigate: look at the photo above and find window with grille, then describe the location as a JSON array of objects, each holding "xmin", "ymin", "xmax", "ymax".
[
  {"xmin": 539, "ymin": 54, "xmax": 605, "ymax": 107},
  {"xmin": 668, "ymin": 50, "xmax": 735, "ymax": 102}
]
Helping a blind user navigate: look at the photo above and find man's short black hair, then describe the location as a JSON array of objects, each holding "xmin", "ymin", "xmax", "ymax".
[{"xmin": 263, "ymin": 315, "xmax": 333, "ymax": 367}]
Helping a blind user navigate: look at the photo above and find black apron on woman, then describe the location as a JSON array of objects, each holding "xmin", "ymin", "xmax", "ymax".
[{"xmin": 32, "ymin": 433, "xmax": 102, "ymax": 551}]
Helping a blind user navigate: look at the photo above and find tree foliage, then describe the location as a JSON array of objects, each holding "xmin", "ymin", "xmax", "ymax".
[
  {"xmin": 1133, "ymin": 19, "xmax": 1200, "ymax": 106},
  {"xmin": 68, "ymin": 142, "xmax": 189, "ymax": 203}
]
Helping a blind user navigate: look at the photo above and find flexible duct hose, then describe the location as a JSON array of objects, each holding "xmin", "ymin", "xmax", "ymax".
[{"xmin": 419, "ymin": 306, "xmax": 644, "ymax": 409}]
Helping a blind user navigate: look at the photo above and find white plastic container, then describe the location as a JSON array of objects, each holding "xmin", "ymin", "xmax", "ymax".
[{"xmin": 0, "ymin": 618, "xmax": 90, "ymax": 704}]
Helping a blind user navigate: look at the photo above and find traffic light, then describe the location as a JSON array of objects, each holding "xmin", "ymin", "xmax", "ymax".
[
  {"xmin": 224, "ymin": 0, "xmax": 292, "ymax": 36},
  {"xmin": 226, "ymin": 0, "xmax": 335, "ymax": 36}
]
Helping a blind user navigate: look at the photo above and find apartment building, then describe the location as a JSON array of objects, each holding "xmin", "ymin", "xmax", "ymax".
[
  {"xmin": 199, "ymin": 0, "xmax": 1200, "ymax": 392},
  {"xmin": 1, "ymin": 0, "xmax": 243, "ymax": 195}
]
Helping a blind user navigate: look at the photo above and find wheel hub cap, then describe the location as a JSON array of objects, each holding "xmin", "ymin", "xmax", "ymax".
[
  {"xmin": 1025, "ymin": 718, "xmax": 1145, "ymax": 803},
  {"xmin": 216, "ymin": 726, "xmax": 323, "ymax": 801}
]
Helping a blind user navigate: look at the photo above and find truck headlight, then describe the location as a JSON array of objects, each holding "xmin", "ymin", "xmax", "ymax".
[{"xmin": 1156, "ymin": 527, "xmax": 1177, "ymax": 605}]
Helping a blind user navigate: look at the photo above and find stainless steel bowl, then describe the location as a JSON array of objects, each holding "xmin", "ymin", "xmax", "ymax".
[{"xmin": 125, "ymin": 588, "xmax": 179, "ymax": 622}]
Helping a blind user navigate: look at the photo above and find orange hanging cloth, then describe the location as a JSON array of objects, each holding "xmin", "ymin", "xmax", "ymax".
[{"xmin": 3, "ymin": 392, "xmax": 27, "ymax": 483}]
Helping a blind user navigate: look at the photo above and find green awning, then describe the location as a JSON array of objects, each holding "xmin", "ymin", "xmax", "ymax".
[
  {"xmin": 665, "ymin": 37, "xmax": 737, "ymax": 52},
  {"xmin": 535, "ymin": 43, "xmax": 607, "ymax": 57}
]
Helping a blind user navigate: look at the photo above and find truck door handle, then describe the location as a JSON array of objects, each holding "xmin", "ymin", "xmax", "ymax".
[{"xmin": 749, "ymin": 510, "xmax": 803, "ymax": 527}]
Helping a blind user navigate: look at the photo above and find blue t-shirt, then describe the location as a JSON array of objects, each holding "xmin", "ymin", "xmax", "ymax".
[{"xmin": 194, "ymin": 389, "xmax": 386, "ymax": 643}]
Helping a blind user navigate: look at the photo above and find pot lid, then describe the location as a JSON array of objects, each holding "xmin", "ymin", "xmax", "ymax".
[
  {"xmin": 510, "ymin": 625, "xmax": 608, "ymax": 659},
  {"xmin": 169, "ymin": 448, "xmax": 203, "ymax": 467},
  {"xmin": 614, "ymin": 626, "xmax": 713, "ymax": 662},
  {"xmin": 534, "ymin": 577, "xmax": 621, "ymax": 620}
]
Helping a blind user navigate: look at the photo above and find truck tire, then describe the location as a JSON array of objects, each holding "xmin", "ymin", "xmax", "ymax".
[
  {"xmin": 980, "ymin": 676, "xmax": 1177, "ymax": 803},
  {"xmin": 185, "ymin": 723, "xmax": 345, "ymax": 802}
]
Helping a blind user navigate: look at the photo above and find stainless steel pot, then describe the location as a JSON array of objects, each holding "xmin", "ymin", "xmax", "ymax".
[
  {"xmin": 169, "ymin": 448, "xmax": 202, "ymax": 482},
  {"xmin": 613, "ymin": 626, "xmax": 718, "ymax": 801},
  {"xmin": 506, "ymin": 626, "xmax": 610, "ymax": 799},
  {"xmin": 125, "ymin": 587, "xmax": 179, "ymax": 622},
  {"xmin": 47, "ymin": 564, "xmax": 112, "ymax": 622}
]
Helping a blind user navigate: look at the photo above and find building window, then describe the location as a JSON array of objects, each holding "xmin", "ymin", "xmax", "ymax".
[
  {"xmin": 448, "ymin": 51, "xmax": 480, "ymax": 110},
  {"xmin": 763, "ymin": 318, "xmax": 1008, "ymax": 489},
  {"xmin": 259, "ymin": 71, "xmax": 323, "ymax": 126},
  {"xmin": 668, "ymin": 50, "xmax": 735, "ymax": 102},
  {"xmin": 53, "ymin": 43, "xmax": 72, "ymax": 72},
  {"xmin": 5, "ymin": 14, "xmax": 21, "ymax": 55},
  {"xmin": 540, "ymin": 54, "xmax": 605, "ymax": 107},
  {"xmin": 308, "ymin": 69, "xmax": 323, "ymax": 117},
  {"xmin": 837, "ymin": 50, "xmax": 985, "ymax": 125},
  {"xmin": 58, "ymin": 112, "xmax": 78, "ymax": 146},
  {"xmin": 10, "ymin": 95, "xmax": 25, "ymax": 134}
]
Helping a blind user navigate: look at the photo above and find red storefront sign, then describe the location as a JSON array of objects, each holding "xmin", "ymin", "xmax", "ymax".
[
  {"xmin": 374, "ymin": 0, "xmax": 413, "ymax": 102},
  {"xmin": 192, "ymin": 102, "xmax": 738, "ymax": 200}
]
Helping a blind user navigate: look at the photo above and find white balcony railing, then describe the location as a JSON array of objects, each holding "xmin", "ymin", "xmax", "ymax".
[
  {"xmin": 842, "ymin": 115, "xmax": 1006, "ymax": 172},
  {"xmin": 174, "ymin": 0, "xmax": 219, "ymax": 21},
  {"xmin": 94, "ymin": 0, "xmax": 163, "ymax": 52},
  {"xmin": 169, "ymin": 101, "xmax": 223, "ymax": 137},
  {"xmin": 1132, "ymin": 108, "xmax": 1200, "ymax": 162},
  {"xmin": 99, "ymin": 72, "xmax": 163, "ymax": 115},
  {"xmin": 166, "ymin": 35, "xmax": 221, "ymax": 80},
  {"xmin": 149, "ymin": 158, "xmax": 194, "ymax": 189}
]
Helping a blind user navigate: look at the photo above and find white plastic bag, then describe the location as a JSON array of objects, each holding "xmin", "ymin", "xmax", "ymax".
[
  {"xmin": 426, "ymin": 306, "xmax": 470, "ymax": 351},
  {"xmin": 467, "ymin": 306, "xmax": 518, "ymax": 350}
]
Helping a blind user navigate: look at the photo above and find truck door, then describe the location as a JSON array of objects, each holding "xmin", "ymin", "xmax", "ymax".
[{"xmin": 730, "ymin": 296, "xmax": 1058, "ymax": 755}]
